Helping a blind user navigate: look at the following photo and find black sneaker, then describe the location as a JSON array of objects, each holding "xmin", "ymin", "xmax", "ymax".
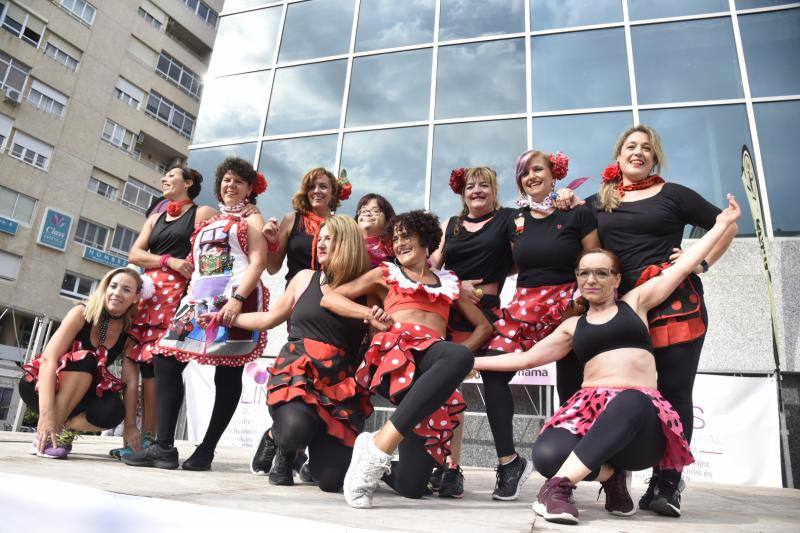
[
  {"xmin": 638, "ymin": 467, "xmax": 660, "ymax": 510},
  {"xmin": 121, "ymin": 443, "xmax": 179, "ymax": 470},
  {"xmin": 298, "ymin": 462, "xmax": 315, "ymax": 483},
  {"xmin": 293, "ymin": 450, "xmax": 308, "ymax": 476},
  {"xmin": 492, "ymin": 455, "xmax": 533, "ymax": 501},
  {"xmin": 599, "ymin": 469, "xmax": 635, "ymax": 516},
  {"xmin": 250, "ymin": 429, "xmax": 276, "ymax": 476},
  {"xmin": 427, "ymin": 464, "xmax": 445, "ymax": 494},
  {"xmin": 269, "ymin": 449, "xmax": 295, "ymax": 486},
  {"xmin": 438, "ymin": 464, "xmax": 464, "ymax": 499},
  {"xmin": 649, "ymin": 469, "xmax": 684, "ymax": 517},
  {"xmin": 182, "ymin": 445, "xmax": 214, "ymax": 471}
]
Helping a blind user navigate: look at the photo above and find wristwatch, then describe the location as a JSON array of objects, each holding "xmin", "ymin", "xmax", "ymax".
[
  {"xmin": 700, "ymin": 260, "xmax": 710, "ymax": 273},
  {"xmin": 231, "ymin": 293, "xmax": 247, "ymax": 303}
]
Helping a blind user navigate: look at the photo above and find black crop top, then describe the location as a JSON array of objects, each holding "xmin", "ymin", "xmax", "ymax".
[
  {"xmin": 286, "ymin": 213, "xmax": 316, "ymax": 282},
  {"xmin": 442, "ymin": 207, "xmax": 514, "ymax": 288},
  {"xmin": 289, "ymin": 271, "xmax": 367, "ymax": 355},
  {"xmin": 148, "ymin": 205, "xmax": 197, "ymax": 259},
  {"xmin": 572, "ymin": 301, "xmax": 653, "ymax": 364},
  {"xmin": 76, "ymin": 319, "xmax": 130, "ymax": 366}
]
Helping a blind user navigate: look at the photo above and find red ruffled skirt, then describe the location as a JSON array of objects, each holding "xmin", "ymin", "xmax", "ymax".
[
  {"xmin": 267, "ymin": 338, "xmax": 373, "ymax": 447},
  {"xmin": 357, "ymin": 322, "xmax": 466, "ymax": 465},
  {"xmin": 128, "ymin": 267, "xmax": 186, "ymax": 364},
  {"xmin": 542, "ymin": 387, "xmax": 694, "ymax": 471},
  {"xmin": 489, "ymin": 282, "xmax": 576, "ymax": 352},
  {"xmin": 23, "ymin": 341, "xmax": 122, "ymax": 397}
]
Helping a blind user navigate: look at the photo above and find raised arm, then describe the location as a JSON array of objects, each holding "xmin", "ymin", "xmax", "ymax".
[
  {"xmin": 320, "ymin": 267, "xmax": 389, "ymax": 326},
  {"xmin": 630, "ymin": 194, "xmax": 741, "ymax": 313},
  {"xmin": 429, "ymin": 219, "xmax": 449, "ymax": 269},
  {"xmin": 474, "ymin": 317, "xmax": 577, "ymax": 373},
  {"xmin": 265, "ymin": 212, "xmax": 294, "ymax": 275}
]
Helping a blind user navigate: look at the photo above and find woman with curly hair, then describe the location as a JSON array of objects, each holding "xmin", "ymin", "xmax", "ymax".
[
  {"xmin": 122, "ymin": 156, "xmax": 268, "ymax": 471},
  {"xmin": 320, "ymin": 210, "xmax": 492, "ymax": 508},
  {"xmin": 19, "ymin": 268, "xmax": 144, "ymax": 459}
]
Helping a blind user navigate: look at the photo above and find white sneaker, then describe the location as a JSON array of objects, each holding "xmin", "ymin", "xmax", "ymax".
[{"xmin": 343, "ymin": 432, "xmax": 392, "ymax": 509}]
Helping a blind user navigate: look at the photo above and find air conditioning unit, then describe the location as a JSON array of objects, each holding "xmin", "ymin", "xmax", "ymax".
[
  {"xmin": 136, "ymin": 131, "xmax": 145, "ymax": 143},
  {"xmin": 3, "ymin": 88, "xmax": 21, "ymax": 105}
]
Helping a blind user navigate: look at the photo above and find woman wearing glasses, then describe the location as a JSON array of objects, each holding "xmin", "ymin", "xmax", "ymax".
[
  {"xmin": 474, "ymin": 194, "xmax": 741, "ymax": 525},
  {"xmin": 355, "ymin": 193, "xmax": 396, "ymax": 266}
]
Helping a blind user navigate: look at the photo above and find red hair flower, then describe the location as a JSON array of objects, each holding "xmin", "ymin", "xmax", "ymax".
[
  {"xmin": 601, "ymin": 163, "xmax": 621, "ymax": 183},
  {"xmin": 338, "ymin": 169, "xmax": 352, "ymax": 201},
  {"xmin": 252, "ymin": 172, "xmax": 268, "ymax": 196},
  {"xmin": 449, "ymin": 168, "xmax": 467, "ymax": 195},
  {"xmin": 549, "ymin": 151, "xmax": 569, "ymax": 180}
]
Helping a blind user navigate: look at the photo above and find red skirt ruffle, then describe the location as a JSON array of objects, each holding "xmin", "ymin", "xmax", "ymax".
[
  {"xmin": 357, "ymin": 322, "xmax": 466, "ymax": 465},
  {"xmin": 542, "ymin": 387, "xmax": 694, "ymax": 471},
  {"xmin": 128, "ymin": 267, "xmax": 186, "ymax": 363},
  {"xmin": 267, "ymin": 338, "xmax": 373, "ymax": 447},
  {"xmin": 23, "ymin": 341, "xmax": 123, "ymax": 397},
  {"xmin": 488, "ymin": 282, "xmax": 575, "ymax": 352}
]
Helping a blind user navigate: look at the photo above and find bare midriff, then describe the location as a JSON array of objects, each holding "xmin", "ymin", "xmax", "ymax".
[
  {"xmin": 390, "ymin": 308, "xmax": 448, "ymax": 338},
  {"xmin": 581, "ymin": 348, "xmax": 657, "ymax": 389}
]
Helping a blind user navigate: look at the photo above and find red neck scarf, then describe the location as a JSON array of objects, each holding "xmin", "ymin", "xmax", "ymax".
[
  {"xmin": 302, "ymin": 212, "xmax": 326, "ymax": 268},
  {"xmin": 166, "ymin": 199, "xmax": 193, "ymax": 217},
  {"xmin": 617, "ymin": 175, "xmax": 665, "ymax": 197}
]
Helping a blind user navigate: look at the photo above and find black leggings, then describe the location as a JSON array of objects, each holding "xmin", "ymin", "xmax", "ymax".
[
  {"xmin": 533, "ymin": 389, "xmax": 666, "ymax": 480},
  {"xmin": 18, "ymin": 376, "xmax": 124, "ymax": 430},
  {"xmin": 270, "ymin": 400, "xmax": 353, "ymax": 492},
  {"xmin": 154, "ymin": 354, "xmax": 243, "ymax": 451},
  {"xmin": 388, "ymin": 434, "xmax": 437, "ymax": 499}
]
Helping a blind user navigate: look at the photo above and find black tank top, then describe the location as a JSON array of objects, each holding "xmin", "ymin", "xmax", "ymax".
[
  {"xmin": 76, "ymin": 319, "xmax": 130, "ymax": 366},
  {"xmin": 289, "ymin": 271, "xmax": 367, "ymax": 355},
  {"xmin": 148, "ymin": 205, "xmax": 197, "ymax": 259},
  {"xmin": 572, "ymin": 300, "xmax": 653, "ymax": 364},
  {"xmin": 286, "ymin": 212, "xmax": 316, "ymax": 282},
  {"xmin": 442, "ymin": 207, "xmax": 514, "ymax": 288}
]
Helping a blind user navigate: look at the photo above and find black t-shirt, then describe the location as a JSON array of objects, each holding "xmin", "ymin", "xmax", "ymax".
[
  {"xmin": 590, "ymin": 183, "xmax": 720, "ymax": 293},
  {"xmin": 509, "ymin": 205, "xmax": 596, "ymax": 287},
  {"xmin": 148, "ymin": 205, "xmax": 197, "ymax": 259},
  {"xmin": 286, "ymin": 212, "xmax": 316, "ymax": 283},
  {"xmin": 442, "ymin": 207, "xmax": 514, "ymax": 288}
]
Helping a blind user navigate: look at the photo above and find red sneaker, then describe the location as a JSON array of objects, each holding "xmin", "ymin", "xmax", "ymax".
[{"xmin": 532, "ymin": 476, "xmax": 578, "ymax": 524}]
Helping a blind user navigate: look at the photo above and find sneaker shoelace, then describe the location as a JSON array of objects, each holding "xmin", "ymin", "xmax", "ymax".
[
  {"xmin": 551, "ymin": 479, "xmax": 576, "ymax": 503},
  {"xmin": 255, "ymin": 434, "xmax": 276, "ymax": 463}
]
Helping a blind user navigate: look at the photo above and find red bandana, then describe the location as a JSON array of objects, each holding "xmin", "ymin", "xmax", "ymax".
[{"xmin": 166, "ymin": 199, "xmax": 193, "ymax": 217}]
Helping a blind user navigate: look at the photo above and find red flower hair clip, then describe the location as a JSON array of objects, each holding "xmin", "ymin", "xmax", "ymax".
[
  {"xmin": 601, "ymin": 163, "xmax": 621, "ymax": 183},
  {"xmin": 549, "ymin": 152, "xmax": 569, "ymax": 180},
  {"xmin": 449, "ymin": 168, "xmax": 467, "ymax": 195},
  {"xmin": 252, "ymin": 172, "xmax": 268, "ymax": 196},
  {"xmin": 338, "ymin": 169, "xmax": 352, "ymax": 201}
]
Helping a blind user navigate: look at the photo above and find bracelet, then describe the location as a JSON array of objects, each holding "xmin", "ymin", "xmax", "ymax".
[
  {"xmin": 267, "ymin": 239, "xmax": 279, "ymax": 252},
  {"xmin": 159, "ymin": 254, "xmax": 172, "ymax": 269},
  {"xmin": 700, "ymin": 259, "xmax": 710, "ymax": 273},
  {"xmin": 231, "ymin": 293, "xmax": 247, "ymax": 303}
]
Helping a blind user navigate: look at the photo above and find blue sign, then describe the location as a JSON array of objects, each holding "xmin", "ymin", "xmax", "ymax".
[
  {"xmin": 36, "ymin": 208, "xmax": 73, "ymax": 251},
  {"xmin": 83, "ymin": 246, "xmax": 127, "ymax": 268},
  {"xmin": 0, "ymin": 216, "xmax": 18, "ymax": 235}
]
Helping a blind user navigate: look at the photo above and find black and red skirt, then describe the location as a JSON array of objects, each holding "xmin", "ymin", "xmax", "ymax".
[
  {"xmin": 357, "ymin": 322, "xmax": 466, "ymax": 465},
  {"xmin": 267, "ymin": 338, "xmax": 372, "ymax": 447},
  {"xmin": 128, "ymin": 266, "xmax": 186, "ymax": 364},
  {"xmin": 23, "ymin": 341, "xmax": 123, "ymax": 397}
]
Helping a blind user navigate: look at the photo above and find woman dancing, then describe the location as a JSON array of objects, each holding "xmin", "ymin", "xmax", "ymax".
[{"xmin": 474, "ymin": 194, "xmax": 741, "ymax": 525}]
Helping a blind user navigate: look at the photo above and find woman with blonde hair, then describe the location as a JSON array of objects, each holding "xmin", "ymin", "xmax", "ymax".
[
  {"xmin": 19, "ymin": 267, "xmax": 145, "ymax": 459},
  {"xmin": 221, "ymin": 215, "xmax": 372, "ymax": 491}
]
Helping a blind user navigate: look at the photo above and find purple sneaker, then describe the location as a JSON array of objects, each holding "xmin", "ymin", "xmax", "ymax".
[
  {"xmin": 36, "ymin": 429, "xmax": 77, "ymax": 459},
  {"xmin": 600, "ymin": 469, "xmax": 635, "ymax": 516},
  {"xmin": 532, "ymin": 476, "xmax": 579, "ymax": 525}
]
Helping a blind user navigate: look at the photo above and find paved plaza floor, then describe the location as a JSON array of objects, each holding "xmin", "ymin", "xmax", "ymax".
[{"xmin": 0, "ymin": 432, "xmax": 797, "ymax": 532}]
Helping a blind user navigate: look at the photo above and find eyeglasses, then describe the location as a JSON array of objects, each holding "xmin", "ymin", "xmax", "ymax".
[
  {"xmin": 358, "ymin": 208, "xmax": 383, "ymax": 217},
  {"xmin": 575, "ymin": 268, "xmax": 617, "ymax": 280}
]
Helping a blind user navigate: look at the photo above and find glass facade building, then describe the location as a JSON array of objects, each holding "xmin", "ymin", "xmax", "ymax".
[{"xmin": 189, "ymin": 0, "xmax": 800, "ymax": 237}]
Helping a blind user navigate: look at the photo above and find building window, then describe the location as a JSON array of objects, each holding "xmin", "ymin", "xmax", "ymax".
[
  {"xmin": 74, "ymin": 218, "xmax": 109, "ymax": 249},
  {"xmin": 0, "ymin": 185, "xmax": 36, "ymax": 224},
  {"xmin": 145, "ymin": 91, "xmax": 195, "ymax": 138},
  {"xmin": 0, "ymin": 387, "xmax": 13, "ymax": 420},
  {"xmin": 8, "ymin": 131, "xmax": 53, "ymax": 170},
  {"xmin": 0, "ymin": 112, "xmax": 11, "ymax": 149},
  {"xmin": 0, "ymin": 250, "xmax": 21, "ymax": 281},
  {"xmin": 114, "ymin": 78, "xmax": 144, "ymax": 109},
  {"xmin": 181, "ymin": 0, "xmax": 218, "ymax": 28},
  {"xmin": 137, "ymin": 7, "xmax": 162, "ymax": 29},
  {"xmin": 111, "ymin": 225, "xmax": 138, "ymax": 255},
  {"xmin": 59, "ymin": 0, "xmax": 96, "ymax": 26},
  {"xmin": 156, "ymin": 52, "xmax": 202, "ymax": 99},
  {"xmin": 26, "ymin": 80, "xmax": 68, "ymax": 118},
  {"xmin": 87, "ymin": 177, "xmax": 117, "ymax": 201},
  {"xmin": 0, "ymin": 51, "xmax": 30, "ymax": 100},
  {"xmin": 121, "ymin": 178, "xmax": 159, "ymax": 214},
  {"xmin": 44, "ymin": 43, "xmax": 79, "ymax": 72},
  {"xmin": 101, "ymin": 119, "xmax": 136, "ymax": 152},
  {"xmin": 0, "ymin": 2, "xmax": 45, "ymax": 47},
  {"xmin": 60, "ymin": 271, "xmax": 97, "ymax": 300}
]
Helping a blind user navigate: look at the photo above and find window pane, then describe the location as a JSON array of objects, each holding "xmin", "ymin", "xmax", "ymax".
[
  {"xmin": 531, "ymin": 0, "xmax": 622, "ymax": 30},
  {"xmin": 430, "ymin": 119, "xmax": 527, "ymax": 216},
  {"xmin": 223, "ymin": 0, "xmax": 270, "ymax": 10},
  {"xmin": 257, "ymin": 135, "xmax": 338, "ymax": 220},
  {"xmin": 339, "ymin": 127, "xmax": 428, "ymax": 215},
  {"xmin": 629, "ymin": 0, "xmax": 728, "ymax": 20},
  {"xmin": 436, "ymin": 39, "xmax": 526, "ymax": 119},
  {"xmin": 532, "ymin": 28, "xmax": 630, "ymax": 111},
  {"xmin": 278, "ymin": 0, "xmax": 356, "ymax": 63},
  {"xmin": 355, "ymin": 0, "xmax": 434, "ymax": 52},
  {"xmin": 194, "ymin": 70, "xmax": 272, "ymax": 143},
  {"xmin": 532, "ymin": 111, "xmax": 633, "ymax": 193},
  {"xmin": 755, "ymin": 101, "xmax": 800, "ymax": 235},
  {"xmin": 739, "ymin": 9, "xmax": 800, "ymax": 97},
  {"xmin": 346, "ymin": 49, "xmax": 432, "ymax": 127},
  {"xmin": 208, "ymin": 7, "xmax": 281, "ymax": 76},
  {"xmin": 14, "ymin": 194, "xmax": 35, "ymax": 223},
  {"xmin": 0, "ymin": 190, "xmax": 15, "ymax": 217},
  {"xmin": 266, "ymin": 60, "xmax": 347, "ymax": 135},
  {"xmin": 439, "ymin": 0, "xmax": 524, "ymax": 41},
  {"xmin": 188, "ymin": 143, "xmax": 257, "ymax": 208},
  {"xmin": 736, "ymin": 0, "xmax": 794, "ymax": 7},
  {"xmin": 640, "ymin": 105, "xmax": 754, "ymax": 235},
  {"xmin": 77, "ymin": 276, "xmax": 94, "ymax": 295},
  {"xmin": 632, "ymin": 18, "xmax": 743, "ymax": 104}
]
